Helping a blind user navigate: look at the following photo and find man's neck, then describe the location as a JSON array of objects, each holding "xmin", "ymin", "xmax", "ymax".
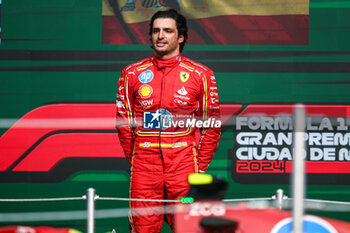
[
  {"xmin": 154, "ymin": 53, "xmax": 180, "ymax": 60},
  {"xmin": 152, "ymin": 53, "xmax": 181, "ymax": 69},
  {"xmin": 154, "ymin": 51, "xmax": 180, "ymax": 59}
]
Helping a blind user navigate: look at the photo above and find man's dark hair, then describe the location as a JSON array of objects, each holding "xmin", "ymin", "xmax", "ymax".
[{"xmin": 149, "ymin": 9, "xmax": 188, "ymax": 53}]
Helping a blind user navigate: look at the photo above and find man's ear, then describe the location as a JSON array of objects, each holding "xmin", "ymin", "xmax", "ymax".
[{"xmin": 178, "ymin": 34, "xmax": 184, "ymax": 43}]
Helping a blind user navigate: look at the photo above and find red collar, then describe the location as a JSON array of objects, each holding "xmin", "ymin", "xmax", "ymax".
[{"xmin": 152, "ymin": 54, "xmax": 182, "ymax": 69}]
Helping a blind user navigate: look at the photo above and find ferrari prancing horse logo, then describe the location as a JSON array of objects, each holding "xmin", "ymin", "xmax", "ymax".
[{"xmin": 180, "ymin": 71, "xmax": 190, "ymax": 82}]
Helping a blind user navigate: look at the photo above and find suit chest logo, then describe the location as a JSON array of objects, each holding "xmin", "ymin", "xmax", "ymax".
[
  {"xmin": 138, "ymin": 70, "xmax": 154, "ymax": 83},
  {"xmin": 139, "ymin": 84, "xmax": 153, "ymax": 98},
  {"xmin": 180, "ymin": 71, "xmax": 190, "ymax": 82},
  {"xmin": 177, "ymin": 86, "xmax": 188, "ymax": 95}
]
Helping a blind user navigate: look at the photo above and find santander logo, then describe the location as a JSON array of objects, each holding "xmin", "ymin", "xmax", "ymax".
[{"xmin": 177, "ymin": 86, "xmax": 188, "ymax": 95}]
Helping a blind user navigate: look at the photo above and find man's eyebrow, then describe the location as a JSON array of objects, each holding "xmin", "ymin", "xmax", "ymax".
[{"xmin": 153, "ymin": 27, "xmax": 174, "ymax": 30}]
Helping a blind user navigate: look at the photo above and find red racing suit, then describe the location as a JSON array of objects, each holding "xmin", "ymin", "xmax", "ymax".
[{"xmin": 116, "ymin": 54, "xmax": 221, "ymax": 233}]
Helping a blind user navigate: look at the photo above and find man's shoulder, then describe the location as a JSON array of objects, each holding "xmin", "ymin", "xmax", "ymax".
[
  {"xmin": 180, "ymin": 56, "xmax": 213, "ymax": 74},
  {"xmin": 123, "ymin": 57, "xmax": 153, "ymax": 73}
]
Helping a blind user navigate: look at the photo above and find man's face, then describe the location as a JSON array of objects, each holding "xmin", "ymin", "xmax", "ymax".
[{"xmin": 151, "ymin": 18, "xmax": 184, "ymax": 59}]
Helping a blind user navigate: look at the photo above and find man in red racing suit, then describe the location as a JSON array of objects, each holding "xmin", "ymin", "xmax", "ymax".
[{"xmin": 116, "ymin": 9, "xmax": 221, "ymax": 233}]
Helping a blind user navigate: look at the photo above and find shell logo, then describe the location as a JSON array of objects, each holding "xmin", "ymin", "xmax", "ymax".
[{"xmin": 139, "ymin": 84, "xmax": 153, "ymax": 98}]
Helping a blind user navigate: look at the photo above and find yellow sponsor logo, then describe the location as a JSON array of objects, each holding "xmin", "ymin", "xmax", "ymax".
[
  {"xmin": 138, "ymin": 84, "xmax": 153, "ymax": 98},
  {"xmin": 180, "ymin": 71, "xmax": 190, "ymax": 82}
]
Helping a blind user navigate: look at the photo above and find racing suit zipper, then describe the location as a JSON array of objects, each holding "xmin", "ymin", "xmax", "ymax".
[
  {"xmin": 159, "ymin": 106, "xmax": 166, "ymax": 157},
  {"xmin": 159, "ymin": 67, "xmax": 166, "ymax": 157}
]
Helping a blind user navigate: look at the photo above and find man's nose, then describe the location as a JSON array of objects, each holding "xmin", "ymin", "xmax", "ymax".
[{"xmin": 158, "ymin": 30, "xmax": 165, "ymax": 39}]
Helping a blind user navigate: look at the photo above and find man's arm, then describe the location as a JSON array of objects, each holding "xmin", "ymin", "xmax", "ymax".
[
  {"xmin": 116, "ymin": 69, "xmax": 134, "ymax": 164},
  {"xmin": 197, "ymin": 70, "xmax": 221, "ymax": 172}
]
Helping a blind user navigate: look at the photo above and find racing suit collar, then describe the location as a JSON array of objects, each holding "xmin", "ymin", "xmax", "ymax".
[{"xmin": 152, "ymin": 54, "xmax": 182, "ymax": 69}]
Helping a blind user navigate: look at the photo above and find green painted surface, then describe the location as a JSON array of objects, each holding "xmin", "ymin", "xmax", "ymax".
[{"xmin": 71, "ymin": 171, "xmax": 129, "ymax": 182}]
